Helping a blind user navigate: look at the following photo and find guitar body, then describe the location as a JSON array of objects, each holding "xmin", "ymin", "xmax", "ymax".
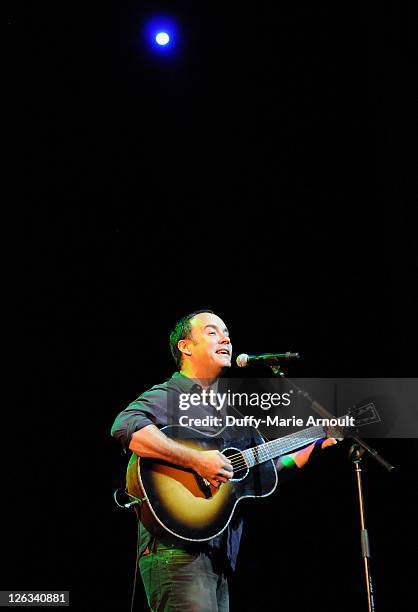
[{"xmin": 126, "ymin": 425, "xmax": 277, "ymax": 542}]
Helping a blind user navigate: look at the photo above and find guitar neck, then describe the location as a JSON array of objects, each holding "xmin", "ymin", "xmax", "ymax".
[{"xmin": 242, "ymin": 425, "xmax": 326, "ymax": 468}]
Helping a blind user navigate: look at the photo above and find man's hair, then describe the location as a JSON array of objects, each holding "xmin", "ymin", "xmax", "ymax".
[{"xmin": 170, "ymin": 309, "xmax": 215, "ymax": 369}]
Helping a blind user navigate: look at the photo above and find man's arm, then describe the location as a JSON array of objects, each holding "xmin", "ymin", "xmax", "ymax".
[
  {"xmin": 276, "ymin": 438, "xmax": 338, "ymax": 472},
  {"xmin": 129, "ymin": 424, "xmax": 233, "ymax": 488}
]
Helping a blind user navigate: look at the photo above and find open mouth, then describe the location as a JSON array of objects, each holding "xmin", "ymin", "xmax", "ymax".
[{"xmin": 216, "ymin": 350, "xmax": 230, "ymax": 356}]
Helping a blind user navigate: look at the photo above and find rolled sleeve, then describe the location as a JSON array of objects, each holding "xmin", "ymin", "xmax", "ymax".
[{"xmin": 111, "ymin": 385, "xmax": 169, "ymax": 451}]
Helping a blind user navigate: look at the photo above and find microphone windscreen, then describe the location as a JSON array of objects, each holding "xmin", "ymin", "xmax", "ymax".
[{"xmin": 236, "ymin": 354, "xmax": 249, "ymax": 367}]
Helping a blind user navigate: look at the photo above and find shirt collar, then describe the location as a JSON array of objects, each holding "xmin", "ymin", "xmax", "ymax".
[{"xmin": 170, "ymin": 371, "xmax": 219, "ymax": 394}]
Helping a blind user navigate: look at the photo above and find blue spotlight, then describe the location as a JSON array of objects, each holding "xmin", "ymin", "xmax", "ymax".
[
  {"xmin": 144, "ymin": 16, "xmax": 177, "ymax": 52},
  {"xmin": 155, "ymin": 32, "xmax": 170, "ymax": 46}
]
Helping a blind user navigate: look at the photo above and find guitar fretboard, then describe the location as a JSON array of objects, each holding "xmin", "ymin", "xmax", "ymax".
[{"xmin": 242, "ymin": 425, "xmax": 326, "ymax": 468}]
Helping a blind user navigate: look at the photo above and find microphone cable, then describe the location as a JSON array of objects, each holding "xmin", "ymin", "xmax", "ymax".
[{"xmin": 113, "ymin": 489, "xmax": 146, "ymax": 612}]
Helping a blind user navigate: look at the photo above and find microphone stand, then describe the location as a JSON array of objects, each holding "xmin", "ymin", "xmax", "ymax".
[
  {"xmin": 268, "ymin": 364, "xmax": 395, "ymax": 612},
  {"xmin": 350, "ymin": 444, "xmax": 375, "ymax": 612}
]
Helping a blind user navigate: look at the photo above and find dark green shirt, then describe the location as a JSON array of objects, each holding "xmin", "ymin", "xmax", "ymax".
[{"xmin": 111, "ymin": 372, "xmax": 244, "ymax": 571}]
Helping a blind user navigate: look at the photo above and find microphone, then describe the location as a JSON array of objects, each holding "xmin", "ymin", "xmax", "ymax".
[{"xmin": 236, "ymin": 352, "xmax": 300, "ymax": 367}]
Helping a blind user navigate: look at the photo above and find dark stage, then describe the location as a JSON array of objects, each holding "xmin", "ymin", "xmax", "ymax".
[{"xmin": 9, "ymin": 1, "xmax": 417, "ymax": 610}]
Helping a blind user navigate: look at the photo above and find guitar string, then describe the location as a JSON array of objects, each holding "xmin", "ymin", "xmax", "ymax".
[
  {"xmin": 222, "ymin": 424, "xmax": 325, "ymax": 464},
  {"xmin": 225, "ymin": 430, "xmax": 323, "ymax": 464},
  {"xmin": 228, "ymin": 449, "xmax": 285, "ymax": 471},
  {"xmin": 211, "ymin": 411, "xmax": 352, "ymax": 471},
  {"xmin": 228, "ymin": 446, "xmax": 312, "ymax": 472},
  {"xmin": 199, "ymin": 424, "xmax": 328, "ymax": 476},
  {"xmin": 225, "ymin": 429, "xmax": 325, "ymax": 472}
]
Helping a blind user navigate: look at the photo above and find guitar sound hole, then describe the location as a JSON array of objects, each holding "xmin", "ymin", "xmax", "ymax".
[{"xmin": 222, "ymin": 447, "xmax": 249, "ymax": 482}]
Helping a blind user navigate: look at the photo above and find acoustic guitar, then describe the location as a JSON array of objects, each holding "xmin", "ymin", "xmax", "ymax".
[{"xmin": 126, "ymin": 405, "xmax": 378, "ymax": 542}]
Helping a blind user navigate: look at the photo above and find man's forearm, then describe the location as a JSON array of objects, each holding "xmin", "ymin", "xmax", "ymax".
[
  {"xmin": 276, "ymin": 438, "xmax": 338, "ymax": 472},
  {"xmin": 128, "ymin": 424, "xmax": 234, "ymax": 488},
  {"xmin": 129, "ymin": 423, "xmax": 200, "ymax": 469},
  {"xmin": 276, "ymin": 448, "xmax": 306, "ymax": 472}
]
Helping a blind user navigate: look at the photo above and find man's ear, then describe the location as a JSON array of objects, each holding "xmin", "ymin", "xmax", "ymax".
[{"xmin": 178, "ymin": 339, "xmax": 192, "ymax": 357}]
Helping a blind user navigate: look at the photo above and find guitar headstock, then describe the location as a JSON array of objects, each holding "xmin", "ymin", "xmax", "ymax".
[
  {"xmin": 327, "ymin": 402, "xmax": 381, "ymax": 440},
  {"xmin": 349, "ymin": 401, "xmax": 381, "ymax": 428}
]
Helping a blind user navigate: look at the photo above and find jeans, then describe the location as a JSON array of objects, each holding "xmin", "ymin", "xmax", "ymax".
[{"xmin": 139, "ymin": 542, "xmax": 229, "ymax": 612}]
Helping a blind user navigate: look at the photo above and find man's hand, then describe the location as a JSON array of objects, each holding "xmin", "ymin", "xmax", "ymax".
[
  {"xmin": 192, "ymin": 450, "xmax": 234, "ymax": 488},
  {"xmin": 129, "ymin": 426, "xmax": 233, "ymax": 486}
]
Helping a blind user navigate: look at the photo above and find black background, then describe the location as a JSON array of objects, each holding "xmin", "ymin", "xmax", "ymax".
[{"xmin": 8, "ymin": 1, "xmax": 417, "ymax": 610}]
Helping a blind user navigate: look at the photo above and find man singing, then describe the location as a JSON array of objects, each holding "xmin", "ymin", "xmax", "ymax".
[{"xmin": 111, "ymin": 310, "xmax": 335, "ymax": 611}]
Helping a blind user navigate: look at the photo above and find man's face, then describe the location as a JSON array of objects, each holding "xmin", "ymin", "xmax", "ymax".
[{"xmin": 185, "ymin": 312, "xmax": 232, "ymax": 374}]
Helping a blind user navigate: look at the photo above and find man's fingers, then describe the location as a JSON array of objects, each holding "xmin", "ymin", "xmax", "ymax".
[
  {"xmin": 220, "ymin": 469, "xmax": 232, "ymax": 479},
  {"xmin": 220, "ymin": 453, "xmax": 233, "ymax": 467},
  {"xmin": 210, "ymin": 472, "xmax": 231, "ymax": 487},
  {"xmin": 210, "ymin": 478, "xmax": 225, "ymax": 487},
  {"xmin": 321, "ymin": 437, "xmax": 338, "ymax": 449}
]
